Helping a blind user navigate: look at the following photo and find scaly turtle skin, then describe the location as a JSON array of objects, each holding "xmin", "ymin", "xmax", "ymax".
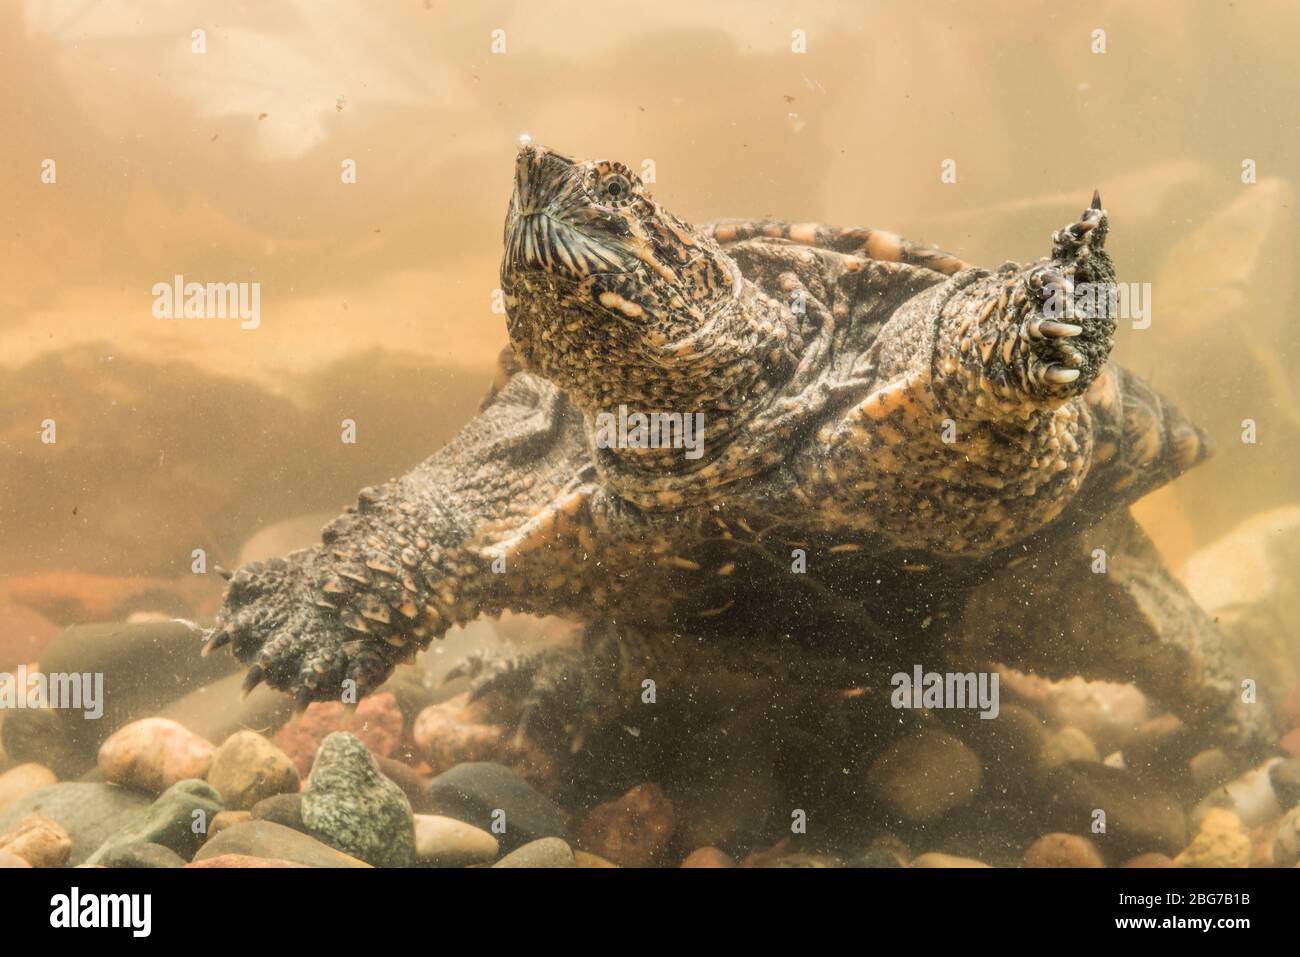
[{"xmin": 206, "ymin": 144, "xmax": 1274, "ymax": 757}]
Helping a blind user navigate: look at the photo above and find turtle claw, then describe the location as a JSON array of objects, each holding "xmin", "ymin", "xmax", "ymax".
[
  {"xmin": 1050, "ymin": 195, "xmax": 1110, "ymax": 273},
  {"xmin": 201, "ymin": 628, "xmax": 232, "ymax": 657},
  {"xmin": 1038, "ymin": 320, "xmax": 1083, "ymax": 339},
  {"xmin": 1044, "ymin": 365, "xmax": 1081, "ymax": 385},
  {"xmin": 241, "ymin": 664, "xmax": 266, "ymax": 699}
]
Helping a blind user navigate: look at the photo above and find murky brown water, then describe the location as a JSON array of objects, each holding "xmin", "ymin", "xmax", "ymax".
[{"xmin": 1, "ymin": 1, "xmax": 1297, "ymax": 869}]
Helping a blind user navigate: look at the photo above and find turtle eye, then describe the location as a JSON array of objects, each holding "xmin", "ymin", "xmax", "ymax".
[{"xmin": 596, "ymin": 171, "xmax": 635, "ymax": 208}]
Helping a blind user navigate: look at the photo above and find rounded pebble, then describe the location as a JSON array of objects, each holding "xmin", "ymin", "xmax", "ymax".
[
  {"xmin": 207, "ymin": 730, "xmax": 300, "ymax": 810},
  {"xmin": 97, "ymin": 718, "xmax": 214, "ymax": 794},
  {"xmin": 1023, "ymin": 832, "xmax": 1105, "ymax": 867}
]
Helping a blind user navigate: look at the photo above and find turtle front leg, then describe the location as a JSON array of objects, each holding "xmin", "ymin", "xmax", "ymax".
[
  {"xmin": 204, "ymin": 374, "xmax": 612, "ymax": 710},
  {"xmin": 932, "ymin": 197, "xmax": 1117, "ymax": 416}
]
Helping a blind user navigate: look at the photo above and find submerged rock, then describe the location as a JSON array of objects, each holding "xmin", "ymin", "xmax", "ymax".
[
  {"xmin": 250, "ymin": 793, "xmax": 306, "ymax": 833},
  {"xmin": 1193, "ymin": 757, "xmax": 1286, "ymax": 829},
  {"xmin": 1041, "ymin": 763, "xmax": 1186, "ymax": 857},
  {"xmin": 911, "ymin": 852, "xmax": 990, "ymax": 868},
  {"xmin": 206, "ymin": 730, "xmax": 299, "ymax": 810},
  {"xmin": 33, "ymin": 620, "xmax": 238, "ymax": 761},
  {"xmin": 426, "ymin": 761, "xmax": 568, "ymax": 852},
  {"xmin": 1181, "ymin": 507, "xmax": 1300, "ymax": 704},
  {"xmin": 273, "ymin": 693, "xmax": 404, "ymax": 777},
  {"xmin": 301, "ymin": 732, "xmax": 415, "ymax": 868},
  {"xmin": 866, "ymin": 730, "xmax": 982, "ymax": 822},
  {"xmin": 492, "ymin": 837, "xmax": 575, "ymax": 868},
  {"xmin": 0, "ymin": 814, "xmax": 72, "ymax": 867},
  {"xmin": 1041, "ymin": 727, "xmax": 1101, "ymax": 769},
  {"xmin": 209, "ymin": 810, "xmax": 251, "ymax": 837},
  {"xmin": 85, "ymin": 778, "xmax": 223, "ymax": 864},
  {"xmin": 97, "ymin": 718, "xmax": 214, "ymax": 793},
  {"xmin": 193, "ymin": 820, "xmax": 369, "ymax": 868},
  {"xmin": 158, "ymin": 671, "xmax": 294, "ymax": 752},
  {"xmin": 576, "ymin": 783, "xmax": 676, "ymax": 867},
  {"xmin": 1174, "ymin": 808, "xmax": 1250, "ymax": 868},
  {"xmin": 680, "ymin": 847, "xmax": 736, "ymax": 868},
  {"xmin": 1272, "ymin": 807, "xmax": 1300, "ymax": 867},
  {"xmin": 186, "ymin": 853, "xmax": 309, "ymax": 868},
  {"xmin": 0, "ymin": 763, "xmax": 58, "ymax": 814},
  {"xmin": 413, "ymin": 814, "xmax": 499, "ymax": 867},
  {"xmin": 95, "ymin": 842, "xmax": 185, "ymax": 868},
  {"xmin": 1023, "ymin": 833, "xmax": 1105, "ymax": 868},
  {"xmin": 413, "ymin": 694, "xmax": 506, "ymax": 774},
  {"xmin": 0, "ymin": 782, "xmax": 151, "ymax": 865}
]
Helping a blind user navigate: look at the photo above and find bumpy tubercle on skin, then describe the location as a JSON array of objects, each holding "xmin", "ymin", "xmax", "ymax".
[{"xmin": 510, "ymin": 265, "xmax": 804, "ymax": 477}]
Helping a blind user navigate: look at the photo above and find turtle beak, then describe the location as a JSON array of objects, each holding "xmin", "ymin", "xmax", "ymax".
[{"xmin": 511, "ymin": 142, "xmax": 577, "ymax": 216}]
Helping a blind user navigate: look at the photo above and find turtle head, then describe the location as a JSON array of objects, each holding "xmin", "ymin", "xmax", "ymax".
[{"xmin": 500, "ymin": 142, "xmax": 742, "ymax": 410}]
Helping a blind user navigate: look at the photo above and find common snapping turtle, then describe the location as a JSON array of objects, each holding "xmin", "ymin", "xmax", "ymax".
[{"xmin": 205, "ymin": 144, "xmax": 1273, "ymax": 766}]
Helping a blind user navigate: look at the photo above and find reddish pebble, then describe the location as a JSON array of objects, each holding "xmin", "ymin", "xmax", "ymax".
[
  {"xmin": 1280, "ymin": 685, "xmax": 1300, "ymax": 730},
  {"xmin": 681, "ymin": 847, "xmax": 736, "ymax": 868},
  {"xmin": 1023, "ymin": 833, "xmax": 1105, "ymax": 868},
  {"xmin": 411, "ymin": 693, "xmax": 505, "ymax": 774},
  {"xmin": 1279, "ymin": 726, "xmax": 1300, "ymax": 758},
  {"xmin": 576, "ymin": 783, "xmax": 676, "ymax": 867},
  {"xmin": 186, "ymin": 854, "xmax": 309, "ymax": 868},
  {"xmin": 272, "ymin": 692, "xmax": 403, "ymax": 777}
]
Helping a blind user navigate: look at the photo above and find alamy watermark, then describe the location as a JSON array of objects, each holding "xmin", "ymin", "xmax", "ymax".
[
  {"xmin": 0, "ymin": 666, "xmax": 103, "ymax": 719},
  {"xmin": 50, "ymin": 887, "xmax": 150, "ymax": 937},
  {"xmin": 891, "ymin": 664, "xmax": 999, "ymax": 719},
  {"xmin": 152, "ymin": 274, "xmax": 260, "ymax": 329},
  {"xmin": 1043, "ymin": 280, "xmax": 1152, "ymax": 330},
  {"xmin": 593, "ymin": 404, "xmax": 705, "ymax": 460}
]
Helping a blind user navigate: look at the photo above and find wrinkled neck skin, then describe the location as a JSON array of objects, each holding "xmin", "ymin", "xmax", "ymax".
[
  {"xmin": 592, "ymin": 280, "xmax": 800, "ymax": 478},
  {"xmin": 515, "ymin": 262, "xmax": 802, "ymax": 480}
]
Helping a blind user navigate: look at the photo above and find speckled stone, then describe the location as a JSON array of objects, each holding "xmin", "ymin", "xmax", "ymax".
[{"xmin": 301, "ymin": 732, "xmax": 414, "ymax": 868}]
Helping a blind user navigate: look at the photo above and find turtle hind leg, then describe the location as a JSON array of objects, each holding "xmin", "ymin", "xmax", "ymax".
[{"xmin": 955, "ymin": 510, "xmax": 1277, "ymax": 755}]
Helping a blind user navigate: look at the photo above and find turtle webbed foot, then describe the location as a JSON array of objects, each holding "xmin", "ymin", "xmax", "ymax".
[{"xmin": 205, "ymin": 553, "xmax": 398, "ymax": 711}]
